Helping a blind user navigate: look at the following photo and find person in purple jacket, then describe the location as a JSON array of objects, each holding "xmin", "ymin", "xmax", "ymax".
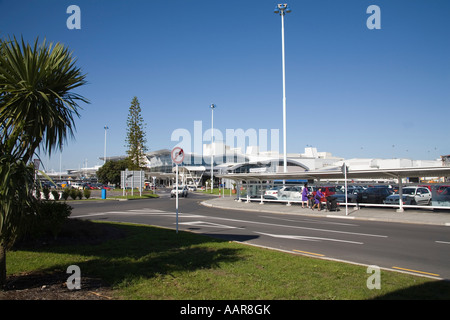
[
  {"xmin": 313, "ymin": 188, "xmax": 324, "ymax": 211},
  {"xmin": 301, "ymin": 184, "xmax": 309, "ymax": 208}
]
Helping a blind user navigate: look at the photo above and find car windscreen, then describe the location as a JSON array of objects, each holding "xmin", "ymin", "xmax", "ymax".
[{"xmin": 395, "ymin": 188, "xmax": 415, "ymax": 195}]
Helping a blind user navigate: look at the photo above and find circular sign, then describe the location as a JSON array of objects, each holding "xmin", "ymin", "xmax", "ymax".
[{"xmin": 171, "ymin": 147, "xmax": 185, "ymax": 164}]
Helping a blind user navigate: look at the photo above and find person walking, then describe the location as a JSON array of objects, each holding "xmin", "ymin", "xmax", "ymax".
[
  {"xmin": 301, "ymin": 183, "xmax": 309, "ymax": 208},
  {"xmin": 312, "ymin": 188, "xmax": 324, "ymax": 211}
]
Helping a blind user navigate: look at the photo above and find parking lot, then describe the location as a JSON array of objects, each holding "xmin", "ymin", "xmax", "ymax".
[{"xmin": 235, "ymin": 183, "xmax": 450, "ymax": 212}]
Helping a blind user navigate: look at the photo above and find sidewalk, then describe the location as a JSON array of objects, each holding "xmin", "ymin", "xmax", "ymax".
[{"xmin": 201, "ymin": 196, "xmax": 450, "ymax": 226}]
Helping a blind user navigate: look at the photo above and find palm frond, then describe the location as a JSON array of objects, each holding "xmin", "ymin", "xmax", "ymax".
[{"xmin": 0, "ymin": 36, "xmax": 89, "ymax": 161}]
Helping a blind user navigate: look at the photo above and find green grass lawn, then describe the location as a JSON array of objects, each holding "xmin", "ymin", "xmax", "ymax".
[{"xmin": 7, "ymin": 220, "xmax": 450, "ymax": 300}]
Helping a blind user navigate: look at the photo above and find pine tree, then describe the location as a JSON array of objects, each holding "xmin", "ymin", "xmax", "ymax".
[{"xmin": 125, "ymin": 96, "xmax": 148, "ymax": 169}]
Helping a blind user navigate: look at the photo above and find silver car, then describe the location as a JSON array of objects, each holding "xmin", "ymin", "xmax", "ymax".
[
  {"xmin": 384, "ymin": 187, "xmax": 431, "ymax": 205},
  {"xmin": 278, "ymin": 186, "xmax": 302, "ymax": 200},
  {"xmin": 171, "ymin": 186, "xmax": 188, "ymax": 198}
]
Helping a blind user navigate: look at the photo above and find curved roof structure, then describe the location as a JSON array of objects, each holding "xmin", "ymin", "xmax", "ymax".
[{"xmin": 218, "ymin": 166, "xmax": 450, "ymax": 182}]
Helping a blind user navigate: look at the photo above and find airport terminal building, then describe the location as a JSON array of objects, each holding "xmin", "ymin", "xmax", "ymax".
[
  {"xmin": 44, "ymin": 141, "xmax": 446, "ymax": 189},
  {"xmin": 131, "ymin": 142, "xmax": 446, "ymax": 188}
]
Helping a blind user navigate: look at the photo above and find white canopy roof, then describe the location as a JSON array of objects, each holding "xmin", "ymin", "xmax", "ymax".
[{"xmin": 218, "ymin": 166, "xmax": 450, "ymax": 182}]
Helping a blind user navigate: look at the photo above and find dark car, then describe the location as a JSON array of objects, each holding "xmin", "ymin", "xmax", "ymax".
[
  {"xmin": 329, "ymin": 190, "xmax": 358, "ymax": 203},
  {"xmin": 357, "ymin": 187, "xmax": 393, "ymax": 204}
]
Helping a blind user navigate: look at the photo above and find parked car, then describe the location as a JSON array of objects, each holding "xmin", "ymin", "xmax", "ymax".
[
  {"xmin": 312, "ymin": 186, "xmax": 337, "ymax": 197},
  {"xmin": 70, "ymin": 183, "xmax": 84, "ymax": 190},
  {"xmin": 431, "ymin": 186, "xmax": 450, "ymax": 202},
  {"xmin": 439, "ymin": 187, "xmax": 450, "ymax": 196},
  {"xmin": 278, "ymin": 186, "xmax": 302, "ymax": 200},
  {"xmin": 264, "ymin": 186, "xmax": 282, "ymax": 200},
  {"xmin": 329, "ymin": 189, "xmax": 358, "ymax": 203},
  {"xmin": 437, "ymin": 185, "xmax": 450, "ymax": 194},
  {"xmin": 171, "ymin": 185, "xmax": 188, "ymax": 197},
  {"xmin": 384, "ymin": 186, "xmax": 432, "ymax": 206},
  {"xmin": 187, "ymin": 185, "xmax": 197, "ymax": 191},
  {"xmin": 309, "ymin": 186, "xmax": 337, "ymax": 203},
  {"xmin": 357, "ymin": 186, "xmax": 393, "ymax": 204}
]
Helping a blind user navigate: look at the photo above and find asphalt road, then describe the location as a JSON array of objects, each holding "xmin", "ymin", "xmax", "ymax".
[{"xmin": 70, "ymin": 190, "xmax": 450, "ymax": 280}]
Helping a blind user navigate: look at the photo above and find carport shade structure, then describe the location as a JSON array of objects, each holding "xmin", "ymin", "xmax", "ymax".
[{"xmin": 218, "ymin": 166, "xmax": 450, "ymax": 212}]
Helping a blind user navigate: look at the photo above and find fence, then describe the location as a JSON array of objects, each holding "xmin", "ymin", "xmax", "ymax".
[{"xmin": 234, "ymin": 181, "xmax": 450, "ymax": 211}]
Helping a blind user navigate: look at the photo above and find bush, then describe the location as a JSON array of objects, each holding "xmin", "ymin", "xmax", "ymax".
[
  {"xmin": 42, "ymin": 187, "xmax": 50, "ymax": 200},
  {"xmin": 76, "ymin": 189, "xmax": 83, "ymax": 200},
  {"xmin": 61, "ymin": 188, "xmax": 70, "ymax": 200},
  {"xmin": 20, "ymin": 201, "xmax": 72, "ymax": 240},
  {"xmin": 70, "ymin": 188, "xmax": 78, "ymax": 200},
  {"xmin": 51, "ymin": 190, "xmax": 60, "ymax": 201},
  {"xmin": 83, "ymin": 188, "xmax": 91, "ymax": 199}
]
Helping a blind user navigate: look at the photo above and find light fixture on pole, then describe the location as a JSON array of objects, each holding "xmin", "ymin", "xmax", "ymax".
[
  {"xmin": 210, "ymin": 104, "xmax": 216, "ymax": 193},
  {"xmin": 274, "ymin": 3, "xmax": 291, "ymax": 173},
  {"xmin": 104, "ymin": 126, "xmax": 109, "ymax": 164}
]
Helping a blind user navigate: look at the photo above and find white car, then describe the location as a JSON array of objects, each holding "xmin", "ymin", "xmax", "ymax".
[
  {"xmin": 264, "ymin": 187, "xmax": 281, "ymax": 199},
  {"xmin": 171, "ymin": 186, "xmax": 188, "ymax": 197},
  {"xmin": 278, "ymin": 186, "xmax": 302, "ymax": 200},
  {"xmin": 384, "ymin": 186, "xmax": 431, "ymax": 205}
]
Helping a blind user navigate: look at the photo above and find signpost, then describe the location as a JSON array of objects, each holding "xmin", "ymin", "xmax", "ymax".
[
  {"xmin": 171, "ymin": 147, "xmax": 184, "ymax": 233},
  {"xmin": 121, "ymin": 169, "xmax": 144, "ymax": 197},
  {"xmin": 342, "ymin": 163, "xmax": 349, "ymax": 216}
]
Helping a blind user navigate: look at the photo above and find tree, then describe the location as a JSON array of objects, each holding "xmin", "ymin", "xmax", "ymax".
[
  {"xmin": 125, "ymin": 96, "xmax": 147, "ymax": 169},
  {"xmin": 0, "ymin": 36, "xmax": 87, "ymax": 288},
  {"xmin": 97, "ymin": 159, "xmax": 131, "ymax": 187}
]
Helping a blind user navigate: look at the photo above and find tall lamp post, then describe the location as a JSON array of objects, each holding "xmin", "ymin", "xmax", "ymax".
[
  {"xmin": 104, "ymin": 126, "xmax": 109, "ymax": 164},
  {"xmin": 274, "ymin": 3, "xmax": 291, "ymax": 173},
  {"xmin": 210, "ymin": 104, "xmax": 216, "ymax": 193}
]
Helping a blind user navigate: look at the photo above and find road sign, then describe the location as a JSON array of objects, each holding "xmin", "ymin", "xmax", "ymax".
[
  {"xmin": 121, "ymin": 169, "xmax": 144, "ymax": 197},
  {"xmin": 171, "ymin": 147, "xmax": 184, "ymax": 234},
  {"xmin": 171, "ymin": 147, "xmax": 184, "ymax": 164}
]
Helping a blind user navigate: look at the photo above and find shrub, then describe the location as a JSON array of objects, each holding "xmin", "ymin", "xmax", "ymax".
[
  {"xmin": 83, "ymin": 188, "xmax": 91, "ymax": 199},
  {"xmin": 61, "ymin": 188, "xmax": 70, "ymax": 200},
  {"xmin": 76, "ymin": 189, "xmax": 83, "ymax": 200},
  {"xmin": 42, "ymin": 187, "xmax": 50, "ymax": 200},
  {"xmin": 51, "ymin": 190, "xmax": 60, "ymax": 201},
  {"xmin": 20, "ymin": 201, "xmax": 72, "ymax": 240},
  {"xmin": 70, "ymin": 188, "xmax": 78, "ymax": 200}
]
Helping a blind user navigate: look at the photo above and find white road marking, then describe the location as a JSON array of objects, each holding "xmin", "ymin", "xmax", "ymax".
[
  {"xmin": 196, "ymin": 215, "xmax": 388, "ymax": 238},
  {"xmin": 255, "ymin": 232, "xmax": 364, "ymax": 245},
  {"xmin": 73, "ymin": 209, "xmax": 387, "ymax": 239},
  {"xmin": 178, "ymin": 221, "xmax": 244, "ymax": 229}
]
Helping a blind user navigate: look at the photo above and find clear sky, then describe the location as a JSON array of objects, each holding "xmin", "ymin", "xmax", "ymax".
[{"xmin": 1, "ymin": 0, "xmax": 449, "ymax": 171}]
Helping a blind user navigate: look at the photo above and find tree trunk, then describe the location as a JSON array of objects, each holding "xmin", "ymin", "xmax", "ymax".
[{"xmin": 0, "ymin": 243, "xmax": 6, "ymax": 289}]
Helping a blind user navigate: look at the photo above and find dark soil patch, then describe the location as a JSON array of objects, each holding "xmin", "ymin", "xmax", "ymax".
[{"xmin": 1, "ymin": 219, "xmax": 126, "ymax": 300}]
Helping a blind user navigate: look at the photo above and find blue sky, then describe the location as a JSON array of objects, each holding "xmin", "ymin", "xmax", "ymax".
[{"xmin": 1, "ymin": 0, "xmax": 449, "ymax": 171}]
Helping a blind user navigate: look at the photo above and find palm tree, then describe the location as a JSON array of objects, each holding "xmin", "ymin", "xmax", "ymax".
[{"xmin": 0, "ymin": 36, "xmax": 88, "ymax": 287}]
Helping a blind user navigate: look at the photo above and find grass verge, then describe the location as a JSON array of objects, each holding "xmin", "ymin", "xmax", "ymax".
[{"xmin": 6, "ymin": 220, "xmax": 450, "ymax": 300}]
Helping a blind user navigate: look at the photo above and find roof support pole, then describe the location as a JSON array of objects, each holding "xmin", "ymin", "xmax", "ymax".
[
  {"xmin": 237, "ymin": 180, "xmax": 242, "ymax": 202},
  {"xmin": 396, "ymin": 176, "xmax": 404, "ymax": 212},
  {"xmin": 260, "ymin": 180, "xmax": 264, "ymax": 204}
]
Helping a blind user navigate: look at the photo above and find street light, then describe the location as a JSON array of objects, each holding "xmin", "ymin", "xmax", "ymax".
[
  {"xmin": 210, "ymin": 104, "xmax": 216, "ymax": 193},
  {"xmin": 104, "ymin": 126, "xmax": 109, "ymax": 164},
  {"xmin": 274, "ymin": 3, "xmax": 291, "ymax": 173}
]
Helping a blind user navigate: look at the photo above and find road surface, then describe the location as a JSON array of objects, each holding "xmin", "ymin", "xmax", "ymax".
[{"xmin": 70, "ymin": 190, "xmax": 450, "ymax": 280}]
